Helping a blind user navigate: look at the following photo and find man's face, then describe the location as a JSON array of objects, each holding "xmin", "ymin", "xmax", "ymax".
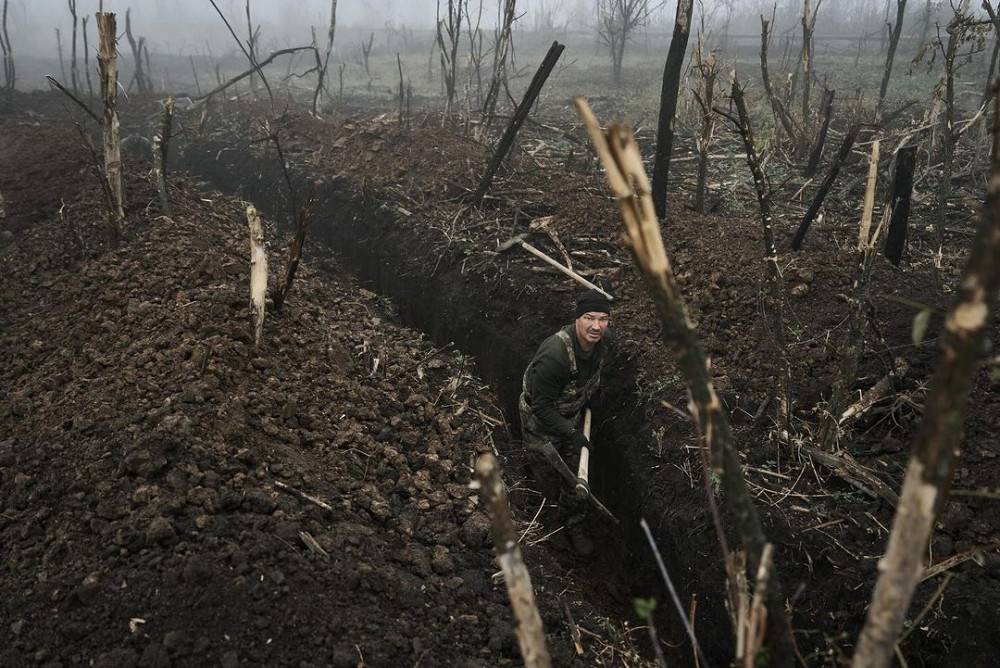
[{"xmin": 575, "ymin": 311, "xmax": 610, "ymax": 347}]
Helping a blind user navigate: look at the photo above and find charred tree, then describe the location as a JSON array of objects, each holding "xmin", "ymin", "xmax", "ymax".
[
  {"xmin": 124, "ymin": 9, "xmax": 150, "ymax": 94},
  {"xmin": 481, "ymin": 0, "xmax": 516, "ymax": 133},
  {"xmin": 650, "ymin": 0, "xmax": 693, "ymax": 220},
  {"xmin": 82, "ymin": 15, "xmax": 93, "ymax": 100},
  {"xmin": 436, "ymin": 1, "xmax": 463, "ymax": 117},
  {"xmin": 692, "ymin": 30, "xmax": 718, "ymax": 214},
  {"xmin": 0, "ymin": 0, "xmax": 13, "ymax": 92},
  {"xmin": 360, "ymin": 31, "xmax": 374, "ymax": 77},
  {"xmin": 884, "ymin": 145, "xmax": 917, "ymax": 265},
  {"xmin": 152, "ymin": 97, "xmax": 175, "ymax": 217},
  {"xmin": 804, "ymin": 87, "xmax": 834, "ymax": 178},
  {"xmin": 791, "ymin": 123, "xmax": 861, "ymax": 250},
  {"xmin": 851, "ymin": 86, "xmax": 1000, "ymax": 668},
  {"xmin": 760, "ymin": 14, "xmax": 800, "ymax": 149},
  {"xmin": 875, "ymin": 0, "xmax": 908, "ymax": 121},
  {"xmin": 800, "ymin": 0, "xmax": 817, "ymax": 149},
  {"xmin": 68, "ymin": 0, "xmax": 79, "ymax": 95},
  {"xmin": 577, "ymin": 98, "xmax": 797, "ymax": 667},
  {"xmin": 725, "ymin": 78, "xmax": 792, "ymax": 427},
  {"xmin": 475, "ymin": 41, "xmax": 564, "ymax": 204},
  {"xmin": 273, "ymin": 201, "xmax": 315, "ymax": 313}
]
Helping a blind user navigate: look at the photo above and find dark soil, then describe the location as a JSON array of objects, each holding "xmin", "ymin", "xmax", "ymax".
[
  {"xmin": 3, "ymin": 87, "xmax": 1000, "ymax": 668},
  {"xmin": 0, "ymin": 116, "xmax": 648, "ymax": 667}
]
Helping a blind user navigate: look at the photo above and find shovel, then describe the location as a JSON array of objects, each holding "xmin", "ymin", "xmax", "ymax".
[
  {"xmin": 496, "ymin": 231, "xmax": 614, "ymax": 301},
  {"xmin": 540, "ymin": 414, "xmax": 618, "ymax": 525}
]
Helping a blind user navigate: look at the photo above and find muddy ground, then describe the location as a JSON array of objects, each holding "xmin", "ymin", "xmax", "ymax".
[{"xmin": 2, "ymin": 87, "xmax": 1000, "ymax": 667}]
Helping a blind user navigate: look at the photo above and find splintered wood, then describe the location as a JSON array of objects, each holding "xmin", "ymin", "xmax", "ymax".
[
  {"xmin": 473, "ymin": 454, "xmax": 551, "ymax": 668},
  {"xmin": 246, "ymin": 205, "xmax": 268, "ymax": 347}
]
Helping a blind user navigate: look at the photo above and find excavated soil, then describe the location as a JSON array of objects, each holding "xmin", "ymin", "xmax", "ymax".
[
  {"xmin": 3, "ymin": 89, "xmax": 1000, "ymax": 667},
  {"xmin": 0, "ymin": 117, "xmax": 653, "ymax": 667}
]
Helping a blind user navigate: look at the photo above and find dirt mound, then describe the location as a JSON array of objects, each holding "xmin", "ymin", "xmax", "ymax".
[
  {"xmin": 0, "ymin": 118, "xmax": 641, "ymax": 667},
  {"xmin": 175, "ymin": 103, "xmax": 1000, "ymax": 664}
]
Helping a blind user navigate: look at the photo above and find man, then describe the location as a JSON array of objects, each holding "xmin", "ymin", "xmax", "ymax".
[{"xmin": 519, "ymin": 289, "xmax": 611, "ymax": 556}]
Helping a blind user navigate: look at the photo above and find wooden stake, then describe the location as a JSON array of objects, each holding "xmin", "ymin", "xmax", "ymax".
[{"xmin": 474, "ymin": 454, "xmax": 551, "ymax": 668}]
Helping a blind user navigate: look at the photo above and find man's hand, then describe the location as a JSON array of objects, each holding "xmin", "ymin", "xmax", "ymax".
[{"xmin": 572, "ymin": 430, "xmax": 591, "ymax": 452}]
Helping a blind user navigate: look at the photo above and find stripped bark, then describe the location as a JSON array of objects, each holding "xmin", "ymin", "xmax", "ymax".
[
  {"xmin": 474, "ymin": 454, "xmax": 551, "ymax": 668},
  {"xmin": 246, "ymin": 205, "xmax": 268, "ymax": 348},
  {"xmin": 650, "ymin": 0, "xmax": 693, "ymax": 219},
  {"xmin": 97, "ymin": 12, "xmax": 123, "ymax": 240},
  {"xmin": 475, "ymin": 41, "xmax": 564, "ymax": 203},
  {"xmin": 576, "ymin": 97, "xmax": 796, "ymax": 666},
  {"xmin": 727, "ymin": 78, "xmax": 792, "ymax": 427},
  {"xmin": 851, "ymin": 85, "xmax": 1000, "ymax": 668},
  {"xmin": 791, "ymin": 123, "xmax": 861, "ymax": 250},
  {"xmin": 152, "ymin": 97, "xmax": 175, "ymax": 217}
]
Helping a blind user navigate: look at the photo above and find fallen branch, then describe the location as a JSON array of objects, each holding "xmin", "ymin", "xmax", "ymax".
[
  {"xmin": 274, "ymin": 480, "xmax": 334, "ymax": 513},
  {"xmin": 800, "ymin": 443, "xmax": 899, "ymax": 506},
  {"xmin": 839, "ymin": 357, "xmax": 910, "ymax": 428},
  {"xmin": 44, "ymin": 75, "xmax": 99, "ymax": 123},
  {"xmin": 791, "ymin": 122, "xmax": 861, "ymax": 250}
]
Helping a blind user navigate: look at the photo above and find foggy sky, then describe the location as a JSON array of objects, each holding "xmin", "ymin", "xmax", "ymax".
[{"xmin": 4, "ymin": 0, "xmax": 982, "ymax": 63}]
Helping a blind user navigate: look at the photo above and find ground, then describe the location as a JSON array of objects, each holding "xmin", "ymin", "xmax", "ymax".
[{"xmin": 1, "ymin": 61, "xmax": 999, "ymax": 668}]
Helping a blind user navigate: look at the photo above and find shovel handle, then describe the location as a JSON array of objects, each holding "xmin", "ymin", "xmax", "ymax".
[
  {"xmin": 518, "ymin": 241, "xmax": 614, "ymax": 301},
  {"xmin": 576, "ymin": 409, "xmax": 592, "ymax": 490}
]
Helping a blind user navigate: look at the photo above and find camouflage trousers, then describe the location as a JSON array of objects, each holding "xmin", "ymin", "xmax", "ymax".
[{"xmin": 522, "ymin": 429, "xmax": 587, "ymax": 526}]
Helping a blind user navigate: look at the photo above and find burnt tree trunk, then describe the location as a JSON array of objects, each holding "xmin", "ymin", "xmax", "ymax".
[
  {"xmin": 760, "ymin": 15, "xmax": 800, "ymax": 148},
  {"xmin": 791, "ymin": 123, "xmax": 861, "ymax": 250},
  {"xmin": 475, "ymin": 41, "xmax": 564, "ymax": 204},
  {"xmin": 876, "ymin": 0, "xmax": 908, "ymax": 121},
  {"xmin": 650, "ymin": 0, "xmax": 694, "ymax": 219},
  {"xmin": 884, "ymin": 145, "xmax": 917, "ymax": 265},
  {"xmin": 804, "ymin": 87, "xmax": 835, "ymax": 177}
]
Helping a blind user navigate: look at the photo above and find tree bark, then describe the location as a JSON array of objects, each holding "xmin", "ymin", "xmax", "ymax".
[
  {"xmin": 96, "ymin": 12, "xmax": 123, "ymax": 240},
  {"xmin": 152, "ymin": 97, "xmax": 174, "ymax": 217},
  {"xmin": 650, "ymin": 0, "xmax": 694, "ymax": 219},
  {"xmin": 0, "ymin": 0, "xmax": 13, "ymax": 92},
  {"xmin": 851, "ymin": 86, "xmax": 1000, "ymax": 668},
  {"xmin": 804, "ymin": 88, "xmax": 834, "ymax": 177},
  {"xmin": 68, "ymin": 0, "xmax": 79, "ymax": 95},
  {"xmin": 876, "ymin": 0, "xmax": 908, "ymax": 121},
  {"xmin": 760, "ymin": 15, "xmax": 800, "ymax": 148}
]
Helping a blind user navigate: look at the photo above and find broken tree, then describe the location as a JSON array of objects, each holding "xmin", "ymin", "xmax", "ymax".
[
  {"xmin": 96, "ymin": 11, "xmax": 124, "ymax": 238},
  {"xmin": 474, "ymin": 41, "xmax": 564, "ymax": 204}
]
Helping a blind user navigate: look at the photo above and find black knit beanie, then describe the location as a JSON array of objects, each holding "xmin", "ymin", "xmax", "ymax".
[{"xmin": 575, "ymin": 290, "xmax": 612, "ymax": 318}]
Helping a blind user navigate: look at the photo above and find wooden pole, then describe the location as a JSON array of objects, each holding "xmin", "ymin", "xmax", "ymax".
[
  {"xmin": 96, "ymin": 12, "xmax": 124, "ymax": 239},
  {"xmin": 475, "ymin": 41, "xmax": 564, "ymax": 204},
  {"xmin": 474, "ymin": 454, "xmax": 551, "ymax": 668}
]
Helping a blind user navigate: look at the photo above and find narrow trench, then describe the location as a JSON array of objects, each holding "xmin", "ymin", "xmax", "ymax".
[{"xmin": 179, "ymin": 140, "xmax": 732, "ymax": 665}]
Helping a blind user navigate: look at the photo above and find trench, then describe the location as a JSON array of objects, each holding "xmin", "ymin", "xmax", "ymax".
[{"xmin": 178, "ymin": 136, "xmax": 732, "ymax": 665}]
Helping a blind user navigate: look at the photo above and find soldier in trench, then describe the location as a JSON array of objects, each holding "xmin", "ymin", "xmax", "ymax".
[{"xmin": 519, "ymin": 289, "xmax": 611, "ymax": 557}]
